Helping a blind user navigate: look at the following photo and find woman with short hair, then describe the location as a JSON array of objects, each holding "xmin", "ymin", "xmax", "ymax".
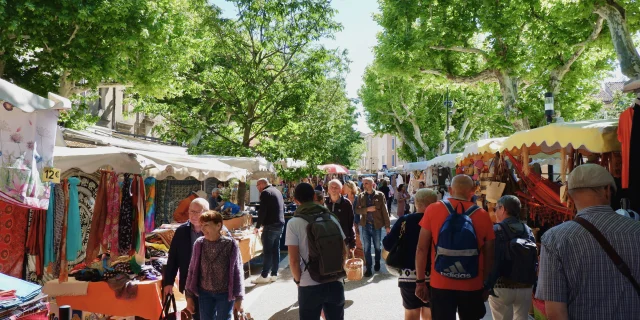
[{"xmin": 185, "ymin": 211, "xmax": 245, "ymax": 320}]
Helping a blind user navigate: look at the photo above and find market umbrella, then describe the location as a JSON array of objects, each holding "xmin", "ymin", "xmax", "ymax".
[{"xmin": 317, "ymin": 164, "xmax": 349, "ymax": 174}]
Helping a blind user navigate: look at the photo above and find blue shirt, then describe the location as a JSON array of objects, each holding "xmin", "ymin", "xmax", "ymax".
[
  {"xmin": 365, "ymin": 192, "xmax": 375, "ymax": 225},
  {"xmin": 222, "ymin": 202, "xmax": 241, "ymax": 214}
]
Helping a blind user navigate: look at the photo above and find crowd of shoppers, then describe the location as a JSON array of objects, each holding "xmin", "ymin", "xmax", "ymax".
[{"xmin": 162, "ymin": 164, "xmax": 640, "ymax": 320}]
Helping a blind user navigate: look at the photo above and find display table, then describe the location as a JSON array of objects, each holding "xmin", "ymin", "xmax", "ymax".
[
  {"xmin": 55, "ymin": 279, "xmax": 162, "ymax": 320},
  {"xmin": 236, "ymin": 233, "xmax": 261, "ymax": 264},
  {"xmin": 223, "ymin": 214, "xmax": 252, "ymax": 230}
]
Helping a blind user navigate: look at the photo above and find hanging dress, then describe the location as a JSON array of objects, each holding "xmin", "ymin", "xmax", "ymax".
[
  {"xmin": 102, "ymin": 171, "xmax": 121, "ymax": 256},
  {"xmin": 44, "ymin": 183, "xmax": 55, "ymax": 267},
  {"xmin": 85, "ymin": 171, "xmax": 109, "ymax": 263}
]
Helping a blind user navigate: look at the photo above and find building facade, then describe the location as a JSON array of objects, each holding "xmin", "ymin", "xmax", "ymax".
[{"xmin": 359, "ymin": 133, "xmax": 406, "ymax": 173}]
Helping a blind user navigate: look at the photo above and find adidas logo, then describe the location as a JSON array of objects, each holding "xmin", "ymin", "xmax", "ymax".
[{"xmin": 440, "ymin": 262, "xmax": 472, "ymax": 279}]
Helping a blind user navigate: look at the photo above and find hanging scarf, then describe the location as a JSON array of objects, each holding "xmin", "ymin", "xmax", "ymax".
[
  {"xmin": 85, "ymin": 171, "xmax": 109, "ymax": 263},
  {"xmin": 59, "ymin": 180, "xmax": 70, "ymax": 283},
  {"xmin": 26, "ymin": 210, "xmax": 46, "ymax": 277},
  {"xmin": 131, "ymin": 175, "xmax": 146, "ymax": 266},
  {"xmin": 102, "ymin": 171, "xmax": 121, "ymax": 256},
  {"xmin": 118, "ymin": 174, "xmax": 134, "ymax": 254},
  {"xmin": 144, "ymin": 177, "xmax": 156, "ymax": 233},
  {"xmin": 49, "ymin": 183, "xmax": 65, "ymax": 277},
  {"xmin": 44, "ymin": 183, "xmax": 55, "ymax": 267},
  {"xmin": 65, "ymin": 177, "xmax": 82, "ymax": 261}
]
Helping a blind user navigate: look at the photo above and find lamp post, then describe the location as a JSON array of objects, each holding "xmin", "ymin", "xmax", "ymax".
[
  {"xmin": 544, "ymin": 92, "xmax": 554, "ymax": 124},
  {"xmin": 444, "ymin": 87, "xmax": 454, "ymax": 153}
]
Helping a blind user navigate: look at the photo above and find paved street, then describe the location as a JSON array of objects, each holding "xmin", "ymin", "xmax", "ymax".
[{"xmin": 242, "ymin": 205, "xmax": 495, "ymax": 320}]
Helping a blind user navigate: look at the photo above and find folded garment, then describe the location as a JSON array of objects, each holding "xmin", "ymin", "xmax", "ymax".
[
  {"xmin": 0, "ymin": 274, "xmax": 42, "ymax": 302},
  {"xmin": 107, "ymin": 274, "xmax": 138, "ymax": 300}
]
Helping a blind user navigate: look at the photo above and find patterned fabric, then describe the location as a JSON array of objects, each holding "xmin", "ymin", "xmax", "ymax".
[
  {"xmin": 118, "ymin": 174, "xmax": 134, "ymax": 254},
  {"xmin": 199, "ymin": 237, "xmax": 234, "ymax": 294},
  {"xmin": 58, "ymin": 180, "xmax": 70, "ymax": 282},
  {"xmin": 155, "ymin": 178, "xmax": 201, "ymax": 225},
  {"xmin": 0, "ymin": 107, "xmax": 58, "ymax": 209},
  {"xmin": 131, "ymin": 175, "xmax": 146, "ymax": 266},
  {"xmin": 26, "ymin": 210, "xmax": 46, "ymax": 277},
  {"xmin": 50, "ymin": 183, "xmax": 65, "ymax": 277},
  {"xmin": 144, "ymin": 177, "xmax": 156, "ymax": 233},
  {"xmin": 66, "ymin": 177, "xmax": 82, "ymax": 261},
  {"xmin": 536, "ymin": 205, "xmax": 640, "ymax": 319},
  {"xmin": 0, "ymin": 200, "xmax": 29, "ymax": 278},
  {"xmin": 102, "ymin": 171, "xmax": 120, "ymax": 256},
  {"xmin": 85, "ymin": 171, "xmax": 109, "ymax": 263}
]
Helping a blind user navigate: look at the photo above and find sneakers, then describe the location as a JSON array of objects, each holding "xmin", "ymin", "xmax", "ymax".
[
  {"xmin": 251, "ymin": 276, "xmax": 271, "ymax": 284},
  {"xmin": 364, "ymin": 269, "xmax": 373, "ymax": 277},
  {"xmin": 374, "ymin": 262, "xmax": 380, "ymax": 272},
  {"xmin": 270, "ymin": 275, "xmax": 278, "ymax": 282}
]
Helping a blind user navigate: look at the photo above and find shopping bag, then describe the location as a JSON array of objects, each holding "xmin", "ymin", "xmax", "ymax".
[
  {"xmin": 252, "ymin": 232, "xmax": 263, "ymax": 256},
  {"xmin": 159, "ymin": 294, "xmax": 177, "ymax": 320},
  {"xmin": 485, "ymin": 181, "xmax": 506, "ymax": 203}
]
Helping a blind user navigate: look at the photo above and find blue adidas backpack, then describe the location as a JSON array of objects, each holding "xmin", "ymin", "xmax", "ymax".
[{"xmin": 434, "ymin": 200, "xmax": 480, "ymax": 279}]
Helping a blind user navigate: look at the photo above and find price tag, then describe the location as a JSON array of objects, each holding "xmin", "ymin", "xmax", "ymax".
[{"xmin": 42, "ymin": 167, "xmax": 61, "ymax": 184}]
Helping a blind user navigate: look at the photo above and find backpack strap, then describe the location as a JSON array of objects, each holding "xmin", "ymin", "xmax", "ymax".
[
  {"xmin": 573, "ymin": 217, "xmax": 640, "ymax": 297},
  {"xmin": 464, "ymin": 205, "xmax": 480, "ymax": 217},
  {"xmin": 440, "ymin": 200, "xmax": 456, "ymax": 215}
]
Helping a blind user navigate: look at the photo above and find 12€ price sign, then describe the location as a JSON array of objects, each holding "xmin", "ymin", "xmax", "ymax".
[{"xmin": 42, "ymin": 167, "xmax": 61, "ymax": 184}]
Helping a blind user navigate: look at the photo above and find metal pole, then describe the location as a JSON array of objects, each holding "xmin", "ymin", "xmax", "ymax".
[{"xmin": 446, "ymin": 87, "xmax": 450, "ymax": 154}]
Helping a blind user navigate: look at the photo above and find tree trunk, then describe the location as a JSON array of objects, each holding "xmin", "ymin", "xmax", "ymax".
[
  {"xmin": 0, "ymin": 59, "xmax": 5, "ymax": 78},
  {"xmin": 242, "ymin": 123, "xmax": 252, "ymax": 148},
  {"xmin": 595, "ymin": 3, "xmax": 640, "ymax": 80},
  {"xmin": 497, "ymin": 71, "xmax": 529, "ymax": 130},
  {"xmin": 59, "ymin": 71, "xmax": 74, "ymax": 97},
  {"xmin": 408, "ymin": 117, "xmax": 430, "ymax": 153},
  {"xmin": 238, "ymin": 181, "xmax": 247, "ymax": 210},
  {"xmin": 392, "ymin": 118, "xmax": 423, "ymax": 159}
]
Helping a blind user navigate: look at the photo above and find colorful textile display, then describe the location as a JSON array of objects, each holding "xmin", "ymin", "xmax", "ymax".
[
  {"xmin": 65, "ymin": 177, "xmax": 81, "ymax": 261},
  {"xmin": 0, "ymin": 106, "xmax": 59, "ymax": 209},
  {"xmin": 155, "ymin": 179, "xmax": 201, "ymax": 225},
  {"xmin": 50, "ymin": 183, "xmax": 65, "ymax": 277},
  {"xmin": 85, "ymin": 171, "xmax": 109, "ymax": 263},
  {"xmin": 0, "ymin": 200, "xmax": 29, "ymax": 278},
  {"xmin": 102, "ymin": 171, "xmax": 121, "ymax": 256},
  {"xmin": 144, "ymin": 177, "xmax": 156, "ymax": 233},
  {"xmin": 26, "ymin": 210, "xmax": 46, "ymax": 277},
  {"xmin": 58, "ymin": 180, "xmax": 70, "ymax": 283},
  {"xmin": 118, "ymin": 174, "xmax": 134, "ymax": 254}
]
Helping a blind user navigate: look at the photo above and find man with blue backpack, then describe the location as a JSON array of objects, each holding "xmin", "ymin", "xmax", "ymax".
[
  {"xmin": 416, "ymin": 175, "xmax": 496, "ymax": 320},
  {"xmin": 485, "ymin": 195, "xmax": 537, "ymax": 320}
]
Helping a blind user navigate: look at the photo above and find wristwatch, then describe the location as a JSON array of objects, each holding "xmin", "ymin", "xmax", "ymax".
[
  {"xmin": 415, "ymin": 279, "xmax": 426, "ymax": 284},
  {"xmin": 293, "ymin": 279, "xmax": 300, "ymax": 285}
]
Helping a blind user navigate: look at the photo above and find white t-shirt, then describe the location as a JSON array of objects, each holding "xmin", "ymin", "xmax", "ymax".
[{"xmin": 285, "ymin": 215, "xmax": 345, "ymax": 287}]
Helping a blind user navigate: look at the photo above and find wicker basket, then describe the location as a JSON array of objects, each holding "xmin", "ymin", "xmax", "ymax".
[{"xmin": 345, "ymin": 256, "xmax": 364, "ymax": 281}]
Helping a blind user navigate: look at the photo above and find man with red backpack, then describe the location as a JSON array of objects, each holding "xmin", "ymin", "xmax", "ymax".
[
  {"xmin": 286, "ymin": 183, "xmax": 347, "ymax": 320},
  {"xmin": 416, "ymin": 175, "xmax": 496, "ymax": 320}
]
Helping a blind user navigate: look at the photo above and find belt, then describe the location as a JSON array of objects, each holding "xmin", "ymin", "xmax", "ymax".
[{"xmin": 494, "ymin": 278, "xmax": 532, "ymax": 289}]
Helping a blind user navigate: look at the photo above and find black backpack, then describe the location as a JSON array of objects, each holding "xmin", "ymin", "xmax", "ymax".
[
  {"xmin": 498, "ymin": 222, "xmax": 537, "ymax": 285},
  {"xmin": 298, "ymin": 212, "xmax": 347, "ymax": 283}
]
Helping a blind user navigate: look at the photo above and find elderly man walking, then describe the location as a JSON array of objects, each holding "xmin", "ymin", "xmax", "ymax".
[
  {"xmin": 253, "ymin": 178, "xmax": 285, "ymax": 284},
  {"xmin": 355, "ymin": 177, "xmax": 390, "ymax": 277},
  {"xmin": 536, "ymin": 164, "xmax": 640, "ymax": 320},
  {"xmin": 163, "ymin": 198, "xmax": 211, "ymax": 319}
]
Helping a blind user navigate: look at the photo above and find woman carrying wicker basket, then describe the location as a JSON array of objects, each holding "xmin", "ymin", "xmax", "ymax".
[{"xmin": 383, "ymin": 189, "xmax": 438, "ymax": 320}]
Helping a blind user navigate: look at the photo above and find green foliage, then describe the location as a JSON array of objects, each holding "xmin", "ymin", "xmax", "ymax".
[
  {"xmin": 58, "ymin": 92, "xmax": 101, "ymax": 130},
  {"xmin": 1, "ymin": 0, "xmax": 208, "ymax": 98},
  {"xmin": 134, "ymin": 0, "xmax": 361, "ymax": 167}
]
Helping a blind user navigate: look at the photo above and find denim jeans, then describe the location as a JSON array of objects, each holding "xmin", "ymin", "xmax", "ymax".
[
  {"xmin": 361, "ymin": 223, "xmax": 382, "ymax": 269},
  {"xmin": 261, "ymin": 223, "xmax": 284, "ymax": 278},
  {"xmin": 198, "ymin": 290, "xmax": 234, "ymax": 320},
  {"xmin": 298, "ymin": 281, "xmax": 345, "ymax": 320}
]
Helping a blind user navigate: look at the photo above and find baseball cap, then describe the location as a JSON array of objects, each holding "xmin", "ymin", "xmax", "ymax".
[{"xmin": 567, "ymin": 164, "xmax": 616, "ymax": 192}]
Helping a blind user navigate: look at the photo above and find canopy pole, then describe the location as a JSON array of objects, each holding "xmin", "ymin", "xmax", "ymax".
[
  {"xmin": 560, "ymin": 148, "xmax": 567, "ymax": 185},
  {"xmin": 522, "ymin": 145, "xmax": 530, "ymax": 176}
]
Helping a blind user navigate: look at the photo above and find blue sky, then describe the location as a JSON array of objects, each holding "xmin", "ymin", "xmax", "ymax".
[{"xmin": 211, "ymin": 0, "xmax": 381, "ymax": 133}]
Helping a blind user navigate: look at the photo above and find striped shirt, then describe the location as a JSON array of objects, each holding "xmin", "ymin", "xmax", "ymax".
[{"xmin": 535, "ymin": 205, "xmax": 640, "ymax": 320}]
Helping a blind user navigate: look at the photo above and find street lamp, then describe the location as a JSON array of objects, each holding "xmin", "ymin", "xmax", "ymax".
[
  {"xmin": 444, "ymin": 87, "xmax": 454, "ymax": 153},
  {"xmin": 544, "ymin": 92, "xmax": 554, "ymax": 124}
]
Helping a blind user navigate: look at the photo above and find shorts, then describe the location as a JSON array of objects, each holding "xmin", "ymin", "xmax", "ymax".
[
  {"xmin": 400, "ymin": 286, "xmax": 430, "ymax": 310},
  {"xmin": 430, "ymin": 287, "xmax": 485, "ymax": 320}
]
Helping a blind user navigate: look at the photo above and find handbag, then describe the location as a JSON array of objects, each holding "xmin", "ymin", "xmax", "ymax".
[
  {"xmin": 159, "ymin": 294, "xmax": 177, "ymax": 320},
  {"xmin": 485, "ymin": 181, "xmax": 506, "ymax": 203},
  {"xmin": 384, "ymin": 221, "xmax": 406, "ymax": 276},
  {"xmin": 252, "ymin": 231, "xmax": 263, "ymax": 256},
  {"xmin": 573, "ymin": 217, "xmax": 640, "ymax": 297}
]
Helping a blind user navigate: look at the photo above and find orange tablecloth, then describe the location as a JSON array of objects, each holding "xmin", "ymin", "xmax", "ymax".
[{"xmin": 56, "ymin": 280, "xmax": 162, "ymax": 320}]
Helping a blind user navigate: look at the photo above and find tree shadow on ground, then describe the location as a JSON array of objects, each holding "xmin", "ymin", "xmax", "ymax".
[{"xmin": 344, "ymin": 271, "xmax": 396, "ymax": 291}]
